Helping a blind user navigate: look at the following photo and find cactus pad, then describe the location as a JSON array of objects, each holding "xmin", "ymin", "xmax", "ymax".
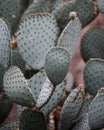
[
  {"xmin": 60, "ymin": 87, "xmax": 84, "ymax": 130},
  {"xmin": 19, "ymin": 109, "xmax": 47, "ymax": 130},
  {"xmin": 17, "ymin": 13, "xmax": 60, "ymax": 70},
  {"xmin": 84, "ymin": 59, "xmax": 104, "ymax": 96},
  {"xmin": 45, "ymin": 47, "xmax": 70, "ymax": 85},
  {"xmin": 52, "ymin": 0, "xmax": 97, "ymax": 30},
  {"xmin": 88, "ymin": 88, "xmax": 104, "ymax": 129},
  {"xmin": 3, "ymin": 66, "xmax": 35, "ymax": 107},
  {"xmin": 36, "ymin": 78, "xmax": 53, "ymax": 108},
  {"xmin": 98, "ymin": 0, "xmax": 104, "ymax": 13},
  {"xmin": 0, "ymin": 18, "xmax": 11, "ymax": 68},
  {"xmin": 0, "ymin": 0, "xmax": 21, "ymax": 33},
  {"xmin": 41, "ymin": 82, "xmax": 65, "ymax": 116},
  {"xmin": 81, "ymin": 27, "xmax": 104, "ymax": 62},
  {"xmin": 29, "ymin": 69, "xmax": 46, "ymax": 101},
  {"xmin": 58, "ymin": 17, "xmax": 81, "ymax": 58},
  {"xmin": 72, "ymin": 113, "xmax": 90, "ymax": 130}
]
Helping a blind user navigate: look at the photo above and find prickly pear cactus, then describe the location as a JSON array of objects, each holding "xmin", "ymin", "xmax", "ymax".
[
  {"xmin": 98, "ymin": 0, "xmax": 104, "ymax": 13},
  {"xmin": 84, "ymin": 58, "xmax": 104, "ymax": 96},
  {"xmin": 58, "ymin": 13, "xmax": 81, "ymax": 58},
  {"xmin": 41, "ymin": 81, "xmax": 65, "ymax": 116},
  {"xmin": 19, "ymin": 109, "xmax": 47, "ymax": 130},
  {"xmin": 0, "ymin": 18, "xmax": 11, "ymax": 69},
  {"xmin": 72, "ymin": 113, "xmax": 90, "ymax": 130},
  {"xmin": 29, "ymin": 69, "xmax": 47, "ymax": 101},
  {"xmin": 60, "ymin": 87, "xmax": 84, "ymax": 130},
  {"xmin": 3, "ymin": 66, "xmax": 36, "ymax": 107},
  {"xmin": 0, "ymin": 0, "xmax": 22, "ymax": 33},
  {"xmin": 45, "ymin": 47, "xmax": 70, "ymax": 86},
  {"xmin": 17, "ymin": 13, "xmax": 60, "ymax": 70},
  {"xmin": 52, "ymin": 0, "xmax": 97, "ymax": 30},
  {"xmin": 88, "ymin": 88, "xmax": 104, "ymax": 129},
  {"xmin": 81, "ymin": 27, "xmax": 104, "ymax": 62}
]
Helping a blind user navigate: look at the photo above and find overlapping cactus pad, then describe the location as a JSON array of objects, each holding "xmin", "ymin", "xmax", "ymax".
[
  {"xmin": 84, "ymin": 59, "xmax": 104, "ymax": 96},
  {"xmin": 53, "ymin": 0, "xmax": 97, "ymax": 30},
  {"xmin": 58, "ymin": 16, "xmax": 81, "ymax": 58},
  {"xmin": 88, "ymin": 88, "xmax": 104, "ymax": 129},
  {"xmin": 0, "ymin": 18, "xmax": 11, "ymax": 68},
  {"xmin": 60, "ymin": 87, "xmax": 85, "ymax": 130},
  {"xmin": 17, "ymin": 13, "xmax": 60, "ymax": 70},
  {"xmin": 3, "ymin": 66, "xmax": 36, "ymax": 107},
  {"xmin": 45, "ymin": 47, "xmax": 70, "ymax": 85},
  {"xmin": 81, "ymin": 27, "xmax": 104, "ymax": 62}
]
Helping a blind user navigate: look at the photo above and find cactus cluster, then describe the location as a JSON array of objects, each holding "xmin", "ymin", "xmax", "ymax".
[{"xmin": 0, "ymin": 0, "xmax": 104, "ymax": 130}]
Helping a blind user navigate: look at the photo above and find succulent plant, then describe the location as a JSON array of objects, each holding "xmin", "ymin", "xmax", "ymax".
[
  {"xmin": 60, "ymin": 87, "xmax": 85, "ymax": 130},
  {"xmin": 88, "ymin": 88, "xmax": 104, "ymax": 129},
  {"xmin": 52, "ymin": 0, "xmax": 97, "ymax": 30},
  {"xmin": 17, "ymin": 13, "xmax": 60, "ymax": 70},
  {"xmin": 81, "ymin": 27, "xmax": 104, "ymax": 62},
  {"xmin": 72, "ymin": 113, "xmax": 90, "ymax": 130},
  {"xmin": 84, "ymin": 58, "xmax": 104, "ymax": 96},
  {"xmin": 58, "ymin": 13, "xmax": 82, "ymax": 58},
  {"xmin": 45, "ymin": 47, "xmax": 70, "ymax": 86}
]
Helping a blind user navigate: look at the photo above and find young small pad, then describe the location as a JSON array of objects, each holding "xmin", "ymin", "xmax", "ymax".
[
  {"xmin": 45, "ymin": 47, "xmax": 70, "ymax": 85},
  {"xmin": 58, "ymin": 17, "xmax": 81, "ymax": 58},
  {"xmin": 17, "ymin": 13, "xmax": 60, "ymax": 70}
]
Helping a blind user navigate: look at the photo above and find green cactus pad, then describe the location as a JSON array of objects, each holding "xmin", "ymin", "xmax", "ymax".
[
  {"xmin": 11, "ymin": 49, "xmax": 26, "ymax": 72},
  {"xmin": 45, "ymin": 47, "xmax": 70, "ymax": 86},
  {"xmin": 58, "ymin": 17, "xmax": 81, "ymax": 58},
  {"xmin": 60, "ymin": 87, "xmax": 84, "ymax": 130},
  {"xmin": 0, "ymin": 18, "xmax": 11, "ymax": 68},
  {"xmin": 79, "ymin": 96, "xmax": 93, "ymax": 118},
  {"xmin": 3, "ymin": 66, "xmax": 36, "ymax": 107},
  {"xmin": 72, "ymin": 113, "xmax": 90, "ymax": 130},
  {"xmin": 84, "ymin": 59, "xmax": 104, "ymax": 96},
  {"xmin": 98, "ymin": 0, "xmax": 104, "ymax": 13},
  {"xmin": 17, "ymin": 13, "xmax": 60, "ymax": 70},
  {"xmin": 88, "ymin": 88, "xmax": 104, "ymax": 129},
  {"xmin": 0, "ymin": 96, "xmax": 13, "ymax": 123},
  {"xmin": 64, "ymin": 72, "xmax": 73, "ymax": 92},
  {"xmin": 36, "ymin": 78, "xmax": 53, "ymax": 108},
  {"xmin": 17, "ymin": 105, "xmax": 27, "ymax": 118},
  {"xmin": 52, "ymin": 0, "xmax": 97, "ymax": 30},
  {"xmin": 29, "ymin": 69, "xmax": 46, "ymax": 101},
  {"xmin": 0, "ymin": 0, "xmax": 22, "ymax": 33},
  {"xmin": 19, "ymin": 109, "xmax": 47, "ymax": 130},
  {"xmin": 21, "ymin": 0, "xmax": 50, "ymax": 20},
  {"xmin": 41, "ymin": 82, "xmax": 65, "ymax": 116},
  {"xmin": 81, "ymin": 27, "xmax": 104, "ymax": 62}
]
